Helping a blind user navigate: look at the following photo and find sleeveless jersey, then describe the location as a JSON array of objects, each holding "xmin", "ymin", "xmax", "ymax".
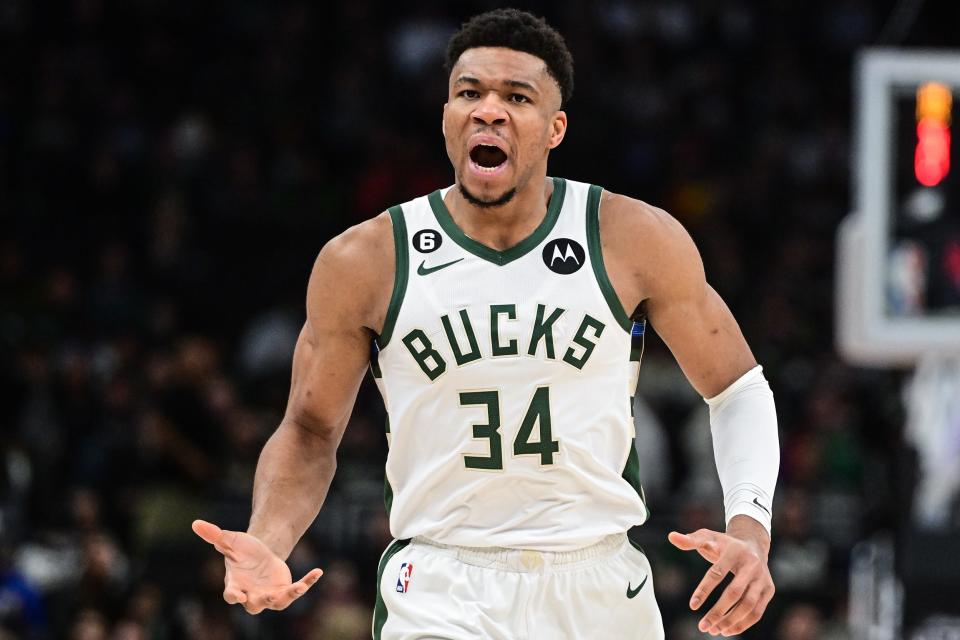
[{"xmin": 371, "ymin": 177, "xmax": 649, "ymax": 551}]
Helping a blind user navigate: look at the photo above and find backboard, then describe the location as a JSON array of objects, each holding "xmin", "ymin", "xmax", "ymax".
[{"xmin": 838, "ymin": 49, "xmax": 960, "ymax": 366}]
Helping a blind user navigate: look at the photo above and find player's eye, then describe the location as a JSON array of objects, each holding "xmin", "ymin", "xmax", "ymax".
[
  {"xmin": 509, "ymin": 94, "xmax": 531, "ymax": 104},
  {"xmin": 459, "ymin": 90, "xmax": 480, "ymax": 99}
]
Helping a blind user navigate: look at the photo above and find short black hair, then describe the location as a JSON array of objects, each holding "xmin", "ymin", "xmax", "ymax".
[{"xmin": 445, "ymin": 8, "xmax": 574, "ymax": 107}]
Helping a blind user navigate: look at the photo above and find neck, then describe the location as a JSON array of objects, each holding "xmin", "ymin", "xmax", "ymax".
[{"xmin": 445, "ymin": 175, "xmax": 554, "ymax": 251}]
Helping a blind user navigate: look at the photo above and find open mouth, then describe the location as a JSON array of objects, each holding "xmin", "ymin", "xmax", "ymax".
[{"xmin": 469, "ymin": 144, "xmax": 508, "ymax": 173}]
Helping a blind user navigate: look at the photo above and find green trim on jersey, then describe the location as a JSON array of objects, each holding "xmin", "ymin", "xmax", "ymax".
[
  {"xmin": 384, "ymin": 474, "xmax": 393, "ymax": 515},
  {"xmin": 586, "ymin": 185, "xmax": 633, "ymax": 332},
  {"xmin": 383, "ymin": 415, "xmax": 393, "ymax": 516},
  {"xmin": 373, "ymin": 538, "xmax": 411, "ymax": 640},
  {"xmin": 370, "ymin": 341, "xmax": 383, "ymax": 379},
  {"xmin": 621, "ymin": 438, "xmax": 650, "ymax": 519},
  {"xmin": 628, "ymin": 536, "xmax": 647, "ymax": 557},
  {"xmin": 378, "ymin": 205, "xmax": 409, "ymax": 349},
  {"xmin": 427, "ymin": 177, "xmax": 567, "ymax": 266}
]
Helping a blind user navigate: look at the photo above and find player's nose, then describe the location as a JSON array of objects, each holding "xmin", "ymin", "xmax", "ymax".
[{"xmin": 471, "ymin": 95, "xmax": 508, "ymax": 126}]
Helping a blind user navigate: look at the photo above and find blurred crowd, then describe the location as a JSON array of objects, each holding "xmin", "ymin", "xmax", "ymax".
[{"xmin": 2, "ymin": 1, "xmax": 957, "ymax": 638}]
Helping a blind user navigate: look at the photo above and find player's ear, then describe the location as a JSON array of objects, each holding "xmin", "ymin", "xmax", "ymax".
[
  {"xmin": 547, "ymin": 110, "xmax": 567, "ymax": 149},
  {"xmin": 442, "ymin": 103, "xmax": 447, "ymax": 137}
]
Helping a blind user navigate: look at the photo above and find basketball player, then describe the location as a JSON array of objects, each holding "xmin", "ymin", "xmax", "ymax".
[{"xmin": 193, "ymin": 9, "xmax": 779, "ymax": 639}]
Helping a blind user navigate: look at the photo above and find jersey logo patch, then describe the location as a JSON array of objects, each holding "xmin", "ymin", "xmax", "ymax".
[
  {"xmin": 413, "ymin": 229, "xmax": 442, "ymax": 253},
  {"xmin": 396, "ymin": 562, "xmax": 414, "ymax": 593},
  {"xmin": 417, "ymin": 258, "xmax": 464, "ymax": 275},
  {"xmin": 626, "ymin": 575, "xmax": 648, "ymax": 599},
  {"xmin": 542, "ymin": 239, "xmax": 585, "ymax": 274}
]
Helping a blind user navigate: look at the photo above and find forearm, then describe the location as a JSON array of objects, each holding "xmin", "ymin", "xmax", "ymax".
[
  {"xmin": 247, "ymin": 419, "xmax": 338, "ymax": 559},
  {"xmin": 706, "ymin": 364, "xmax": 780, "ymax": 535}
]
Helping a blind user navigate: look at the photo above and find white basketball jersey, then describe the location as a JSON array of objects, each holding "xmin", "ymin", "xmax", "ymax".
[{"xmin": 371, "ymin": 177, "xmax": 649, "ymax": 551}]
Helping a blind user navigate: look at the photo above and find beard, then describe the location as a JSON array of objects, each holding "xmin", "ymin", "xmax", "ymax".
[{"xmin": 459, "ymin": 182, "xmax": 517, "ymax": 209}]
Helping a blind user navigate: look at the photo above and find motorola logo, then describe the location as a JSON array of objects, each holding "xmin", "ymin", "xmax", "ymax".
[{"xmin": 542, "ymin": 239, "xmax": 585, "ymax": 274}]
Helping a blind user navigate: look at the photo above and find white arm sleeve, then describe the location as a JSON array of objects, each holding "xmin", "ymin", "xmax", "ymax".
[{"xmin": 704, "ymin": 364, "xmax": 780, "ymax": 535}]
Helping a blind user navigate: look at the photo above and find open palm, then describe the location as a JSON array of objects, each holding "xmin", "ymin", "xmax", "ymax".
[
  {"xmin": 668, "ymin": 528, "xmax": 774, "ymax": 636},
  {"xmin": 192, "ymin": 519, "xmax": 323, "ymax": 615}
]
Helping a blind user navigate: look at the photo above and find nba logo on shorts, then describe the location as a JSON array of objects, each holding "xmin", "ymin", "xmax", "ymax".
[{"xmin": 395, "ymin": 562, "xmax": 413, "ymax": 593}]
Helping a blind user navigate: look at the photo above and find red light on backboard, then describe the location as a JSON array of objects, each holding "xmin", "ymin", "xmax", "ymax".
[
  {"xmin": 915, "ymin": 82, "xmax": 952, "ymax": 187},
  {"xmin": 915, "ymin": 119, "xmax": 951, "ymax": 186}
]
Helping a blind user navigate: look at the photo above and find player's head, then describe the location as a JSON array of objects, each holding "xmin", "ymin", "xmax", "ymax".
[{"xmin": 443, "ymin": 9, "xmax": 573, "ymax": 208}]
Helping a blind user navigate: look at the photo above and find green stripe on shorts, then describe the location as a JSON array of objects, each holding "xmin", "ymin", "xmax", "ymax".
[{"xmin": 373, "ymin": 538, "xmax": 411, "ymax": 640}]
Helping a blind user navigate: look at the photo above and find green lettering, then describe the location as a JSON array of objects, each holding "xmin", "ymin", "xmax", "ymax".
[
  {"xmin": 401, "ymin": 329, "xmax": 447, "ymax": 380},
  {"xmin": 527, "ymin": 304, "xmax": 565, "ymax": 359},
  {"xmin": 490, "ymin": 304, "xmax": 518, "ymax": 356},
  {"xmin": 562, "ymin": 314, "xmax": 606, "ymax": 369},
  {"xmin": 513, "ymin": 386, "xmax": 559, "ymax": 465},
  {"xmin": 460, "ymin": 391, "xmax": 503, "ymax": 470},
  {"xmin": 441, "ymin": 309, "xmax": 482, "ymax": 365}
]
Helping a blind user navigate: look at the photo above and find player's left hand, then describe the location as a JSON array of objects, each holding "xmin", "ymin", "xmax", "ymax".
[{"xmin": 668, "ymin": 524, "xmax": 775, "ymax": 637}]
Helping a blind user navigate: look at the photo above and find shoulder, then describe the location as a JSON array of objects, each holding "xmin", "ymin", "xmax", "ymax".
[
  {"xmin": 598, "ymin": 190, "xmax": 691, "ymax": 250},
  {"xmin": 308, "ymin": 211, "xmax": 396, "ymax": 331},
  {"xmin": 597, "ymin": 189, "xmax": 705, "ymax": 299},
  {"xmin": 316, "ymin": 211, "xmax": 394, "ymax": 271}
]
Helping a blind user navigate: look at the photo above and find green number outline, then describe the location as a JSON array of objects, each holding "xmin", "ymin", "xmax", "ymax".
[
  {"xmin": 459, "ymin": 387, "xmax": 559, "ymax": 470},
  {"xmin": 512, "ymin": 386, "xmax": 559, "ymax": 465},
  {"xmin": 459, "ymin": 390, "xmax": 503, "ymax": 470}
]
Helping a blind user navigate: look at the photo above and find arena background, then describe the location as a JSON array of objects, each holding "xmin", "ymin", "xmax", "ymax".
[{"xmin": 2, "ymin": 1, "xmax": 959, "ymax": 638}]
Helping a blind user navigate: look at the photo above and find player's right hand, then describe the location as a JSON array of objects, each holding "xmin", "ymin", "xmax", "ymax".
[{"xmin": 192, "ymin": 519, "xmax": 323, "ymax": 615}]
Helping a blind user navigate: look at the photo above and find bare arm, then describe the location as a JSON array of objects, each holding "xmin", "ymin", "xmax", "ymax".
[
  {"xmin": 599, "ymin": 191, "xmax": 756, "ymax": 398},
  {"xmin": 193, "ymin": 212, "xmax": 394, "ymax": 614},
  {"xmin": 601, "ymin": 192, "xmax": 774, "ymax": 635},
  {"xmin": 249, "ymin": 212, "xmax": 395, "ymax": 559}
]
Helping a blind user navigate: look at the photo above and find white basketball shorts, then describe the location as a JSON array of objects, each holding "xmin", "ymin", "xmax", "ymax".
[{"xmin": 372, "ymin": 533, "xmax": 665, "ymax": 639}]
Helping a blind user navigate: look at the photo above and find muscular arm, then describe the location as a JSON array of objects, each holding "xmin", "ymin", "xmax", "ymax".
[
  {"xmin": 247, "ymin": 213, "xmax": 395, "ymax": 559},
  {"xmin": 602, "ymin": 193, "xmax": 777, "ymax": 635},
  {"xmin": 601, "ymin": 193, "xmax": 768, "ymax": 536},
  {"xmin": 599, "ymin": 191, "xmax": 756, "ymax": 398}
]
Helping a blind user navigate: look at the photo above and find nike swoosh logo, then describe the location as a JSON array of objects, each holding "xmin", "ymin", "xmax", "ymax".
[
  {"xmin": 417, "ymin": 258, "xmax": 464, "ymax": 275},
  {"xmin": 752, "ymin": 497, "xmax": 771, "ymax": 515},
  {"xmin": 626, "ymin": 575, "xmax": 648, "ymax": 599}
]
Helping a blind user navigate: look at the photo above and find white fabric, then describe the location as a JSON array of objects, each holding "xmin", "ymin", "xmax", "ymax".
[
  {"xmin": 376, "ymin": 179, "xmax": 647, "ymax": 550},
  {"xmin": 704, "ymin": 365, "xmax": 780, "ymax": 534},
  {"xmin": 377, "ymin": 534, "xmax": 664, "ymax": 640}
]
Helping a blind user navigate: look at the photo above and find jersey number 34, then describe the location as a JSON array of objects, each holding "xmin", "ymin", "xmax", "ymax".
[{"xmin": 459, "ymin": 386, "xmax": 559, "ymax": 470}]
